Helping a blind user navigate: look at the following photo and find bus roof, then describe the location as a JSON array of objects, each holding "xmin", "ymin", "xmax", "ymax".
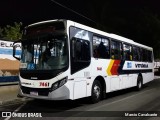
[
  {"xmin": 26, "ymin": 19, "xmax": 153, "ymax": 50},
  {"xmin": 109, "ymin": 33, "xmax": 152, "ymax": 50},
  {"xmin": 27, "ymin": 19, "xmax": 64, "ymax": 28},
  {"xmin": 67, "ymin": 20, "xmax": 152, "ymax": 50}
]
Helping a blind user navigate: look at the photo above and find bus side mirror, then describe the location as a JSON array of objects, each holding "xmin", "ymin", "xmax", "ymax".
[{"xmin": 13, "ymin": 41, "xmax": 21, "ymax": 61}]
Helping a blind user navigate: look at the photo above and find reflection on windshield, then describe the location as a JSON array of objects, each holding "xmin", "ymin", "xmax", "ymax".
[{"xmin": 21, "ymin": 35, "xmax": 68, "ymax": 70}]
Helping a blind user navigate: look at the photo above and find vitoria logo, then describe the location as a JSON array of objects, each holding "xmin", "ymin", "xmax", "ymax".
[{"xmin": 127, "ymin": 62, "xmax": 132, "ymax": 68}]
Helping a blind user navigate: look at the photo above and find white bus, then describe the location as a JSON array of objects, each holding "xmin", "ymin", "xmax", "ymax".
[{"xmin": 13, "ymin": 19, "xmax": 154, "ymax": 103}]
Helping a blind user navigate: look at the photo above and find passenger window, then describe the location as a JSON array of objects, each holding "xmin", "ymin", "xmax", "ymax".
[
  {"xmin": 133, "ymin": 46, "xmax": 141, "ymax": 61},
  {"xmin": 142, "ymin": 49, "xmax": 148, "ymax": 62},
  {"xmin": 123, "ymin": 44, "xmax": 132, "ymax": 61},
  {"xmin": 139, "ymin": 48, "xmax": 143, "ymax": 61},
  {"xmin": 111, "ymin": 40, "xmax": 122, "ymax": 60},
  {"xmin": 71, "ymin": 37, "xmax": 91, "ymax": 74},
  {"xmin": 148, "ymin": 50, "xmax": 152, "ymax": 62},
  {"xmin": 142, "ymin": 50, "xmax": 153, "ymax": 62},
  {"xmin": 93, "ymin": 36, "xmax": 110, "ymax": 59},
  {"xmin": 72, "ymin": 38, "xmax": 90, "ymax": 61}
]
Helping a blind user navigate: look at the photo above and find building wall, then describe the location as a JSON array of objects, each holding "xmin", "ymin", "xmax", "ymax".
[{"xmin": 0, "ymin": 40, "xmax": 21, "ymax": 78}]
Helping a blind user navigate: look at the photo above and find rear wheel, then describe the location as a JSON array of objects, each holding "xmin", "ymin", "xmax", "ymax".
[
  {"xmin": 136, "ymin": 76, "xmax": 143, "ymax": 91},
  {"xmin": 91, "ymin": 80, "xmax": 102, "ymax": 103},
  {"xmin": 158, "ymin": 67, "xmax": 160, "ymax": 74}
]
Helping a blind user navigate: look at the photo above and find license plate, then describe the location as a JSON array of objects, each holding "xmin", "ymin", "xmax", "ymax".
[
  {"xmin": 20, "ymin": 63, "xmax": 27, "ymax": 68},
  {"xmin": 30, "ymin": 91, "xmax": 38, "ymax": 96}
]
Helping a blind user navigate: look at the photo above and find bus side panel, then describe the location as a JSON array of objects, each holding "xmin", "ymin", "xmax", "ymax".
[
  {"xmin": 142, "ymin": 62, "xmax": 154, "ymax": 84},
  {"xmin": 70, "ymin": 65, "xmax": 92, "ymax": 99},
  {"xmin": 132, "ymin": 74, "xmax": 139, "ymax": 87},
  {"xmin": 142, "ymin": 72, "xmax": 154, "ymax": 84},
  {"xmin": 73, "ymin": 80, "xmax": 87, "ymax": 99},
  {"xmin": 90, "ymin": 58, "xmax": 111, "ymax": 92}
]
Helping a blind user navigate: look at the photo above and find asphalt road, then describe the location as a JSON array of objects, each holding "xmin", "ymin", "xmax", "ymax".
[{"xmin": 1, "ymin": 78, "xmax": 160, "ymax": 120}]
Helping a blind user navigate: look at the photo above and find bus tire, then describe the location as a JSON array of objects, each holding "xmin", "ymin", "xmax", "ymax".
[
  {"xmin": 136, "ymin": 75, "xmax": 143, "ymax": 91},
  {"xmin": 91, "ymin": 80, "xmax": 102, "ymax": 103},
  {"xmin": 158, "ymin": 67, "xmax": 160, "ymax": 74}
]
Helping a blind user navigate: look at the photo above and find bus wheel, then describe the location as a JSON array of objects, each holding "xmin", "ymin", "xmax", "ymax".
[
  {"xmin": 136, "ymin": 76, "xmax": 143, "ymax": 91},
  {"xmin": 91, "ymin": 80, "xmax": 102, "ymax": 103}
]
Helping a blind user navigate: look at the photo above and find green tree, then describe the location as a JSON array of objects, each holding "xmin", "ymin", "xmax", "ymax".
[
  {"xmin": 3, "ymin": 22, "xmax": 22, "ymax": 41},
  {"xmin": 0, "ymin": 27, "xmax": 3, "ymax": 38}
]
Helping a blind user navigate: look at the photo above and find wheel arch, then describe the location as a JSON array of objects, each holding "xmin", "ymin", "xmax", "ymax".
[
  {"xmin": 138, "ymin": 73, "xmax": 143, "ymax": 84},
  {"xmin": 93, "ymin": 76, "xmax": 106, "ymax": 99}
]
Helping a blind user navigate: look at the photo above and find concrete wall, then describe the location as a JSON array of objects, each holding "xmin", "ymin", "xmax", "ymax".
[{"xmin": 0, "ymin": 40, "xmax": 21, "ymax": 84}]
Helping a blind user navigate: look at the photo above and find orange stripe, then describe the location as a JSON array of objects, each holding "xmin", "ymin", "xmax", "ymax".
[
  {"xmin": 111, "ymin": 60, "xmax": 117, "ymax": 75},
  {"xmin": 106, "ymin": 60, "xmax": 114, "ymax": 76}
]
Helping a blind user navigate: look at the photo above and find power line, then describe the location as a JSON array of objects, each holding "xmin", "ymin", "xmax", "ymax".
[{"xmin": 50, "ymin": 0, "xmax": 97, "ymax": 24}]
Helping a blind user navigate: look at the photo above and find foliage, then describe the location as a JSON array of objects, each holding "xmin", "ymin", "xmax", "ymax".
[
  {"xmin": 1, "ymin": 22, "xmax": 22, "ymax": 41},
  {"xmin": 0, "ymin": 27, "xmax": 3, "ymax": 38}
]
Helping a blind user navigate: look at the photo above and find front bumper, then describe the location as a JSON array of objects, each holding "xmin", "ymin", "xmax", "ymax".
[{"xmin": 19, "ymin": 84, "xmax": 70, "ymax": 100}]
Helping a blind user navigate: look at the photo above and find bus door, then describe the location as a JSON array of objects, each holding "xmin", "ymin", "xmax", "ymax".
[{"xmin": 70, "ymin": 34, "xmax": 91, "ymax": 99}]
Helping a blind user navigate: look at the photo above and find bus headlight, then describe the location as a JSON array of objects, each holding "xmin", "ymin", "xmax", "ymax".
[{"xmin": 50, "ymin": 77, "xmax": 68, "ymax": 91}]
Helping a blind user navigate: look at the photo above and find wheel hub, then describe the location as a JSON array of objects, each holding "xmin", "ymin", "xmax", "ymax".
[
  {"xmin": 139, "ymin": 81, "xmax": 142, "ymax": 88},
  {"xmin": 93, "ymin": 85, "xmax": 100, "ymax": 98}
]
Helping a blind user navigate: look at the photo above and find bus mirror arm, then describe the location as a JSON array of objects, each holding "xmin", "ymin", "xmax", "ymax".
[
  {"xmin": 13, "ymin": 40, "xmax": 21, "ymax": 61},
  {"xmin": 13, "ymin": 46, "xmax": 20, "ymax": 61}
]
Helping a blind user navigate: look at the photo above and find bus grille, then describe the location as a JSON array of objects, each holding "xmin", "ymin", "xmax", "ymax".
[{"xmin": 21, "ymin": 86, "xmax": 50, "ymax": 96}]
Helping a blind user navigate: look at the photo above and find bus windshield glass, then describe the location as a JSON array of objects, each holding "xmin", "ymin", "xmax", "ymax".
[{"xmin": 20, "ymin": 34, "xmax": 68, "ymax": 70}]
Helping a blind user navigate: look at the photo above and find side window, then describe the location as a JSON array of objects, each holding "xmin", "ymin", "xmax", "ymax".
[
  {"xmin": 148, "ymin": 50, "xmax": 152, "ymax": 62},
  {"xmin": 71, "ymin": 38, "xmax": 91, "ymax": 74},
  {"xmin": 93, "ymin": 36, "xmax": 110, "ymax": 59},
  {"xmin": 133, "ymin": 46, "xmax": 141, "ymax": 61},
  {"xmin": 142, "ymin": 49, "xmax": 148, "ymax": 62},
  {"xmin": 72, "ymin": 38, "xmax": 90, "ymax": 61},
  {"xmin": 142, "ymin": 50, "xmax": 153, "ymax": 62},
  {"xmin": 123, "ymin": 44, "xmax": 132, "ymax": 61},
  {"xmin": 111, "ymin": 40, "xmax": 122, "ymax": 60},
  {"xmin": 139, "ymin": 48, "xmax": 143, "ymax": 61}
]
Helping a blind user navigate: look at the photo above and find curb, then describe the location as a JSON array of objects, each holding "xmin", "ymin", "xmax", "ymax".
[
  {"xmin": 154, "ymin": 76, "xmax": 160, "ymax": 80},
  {"xmin": 0, "ymin": 84, "xmax": 18, "ymax": 91},
  {"xmin": 0, "ymin": 82, "xmax": 18, "ymax": 86},
  {"xmin": 0, "ymin": 97, "xmax": 32, "ymax": 106}
]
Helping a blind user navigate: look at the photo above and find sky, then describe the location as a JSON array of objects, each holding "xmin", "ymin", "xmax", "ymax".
[
  {"xmin": 0, "ymin": 0, "xmax": 90, "ymax": 27},
  {"xmin": 0, "ymin": 0, "xmax": 160, "ymax": 28},
  {"xmin": 1, "ymin": 0, "xmax": 160, "ymax": 57}
]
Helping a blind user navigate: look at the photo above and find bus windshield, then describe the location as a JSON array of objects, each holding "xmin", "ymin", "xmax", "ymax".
[{"xmin": 21, "ymin": 35, "xmax": 68, "ymax": 70}]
